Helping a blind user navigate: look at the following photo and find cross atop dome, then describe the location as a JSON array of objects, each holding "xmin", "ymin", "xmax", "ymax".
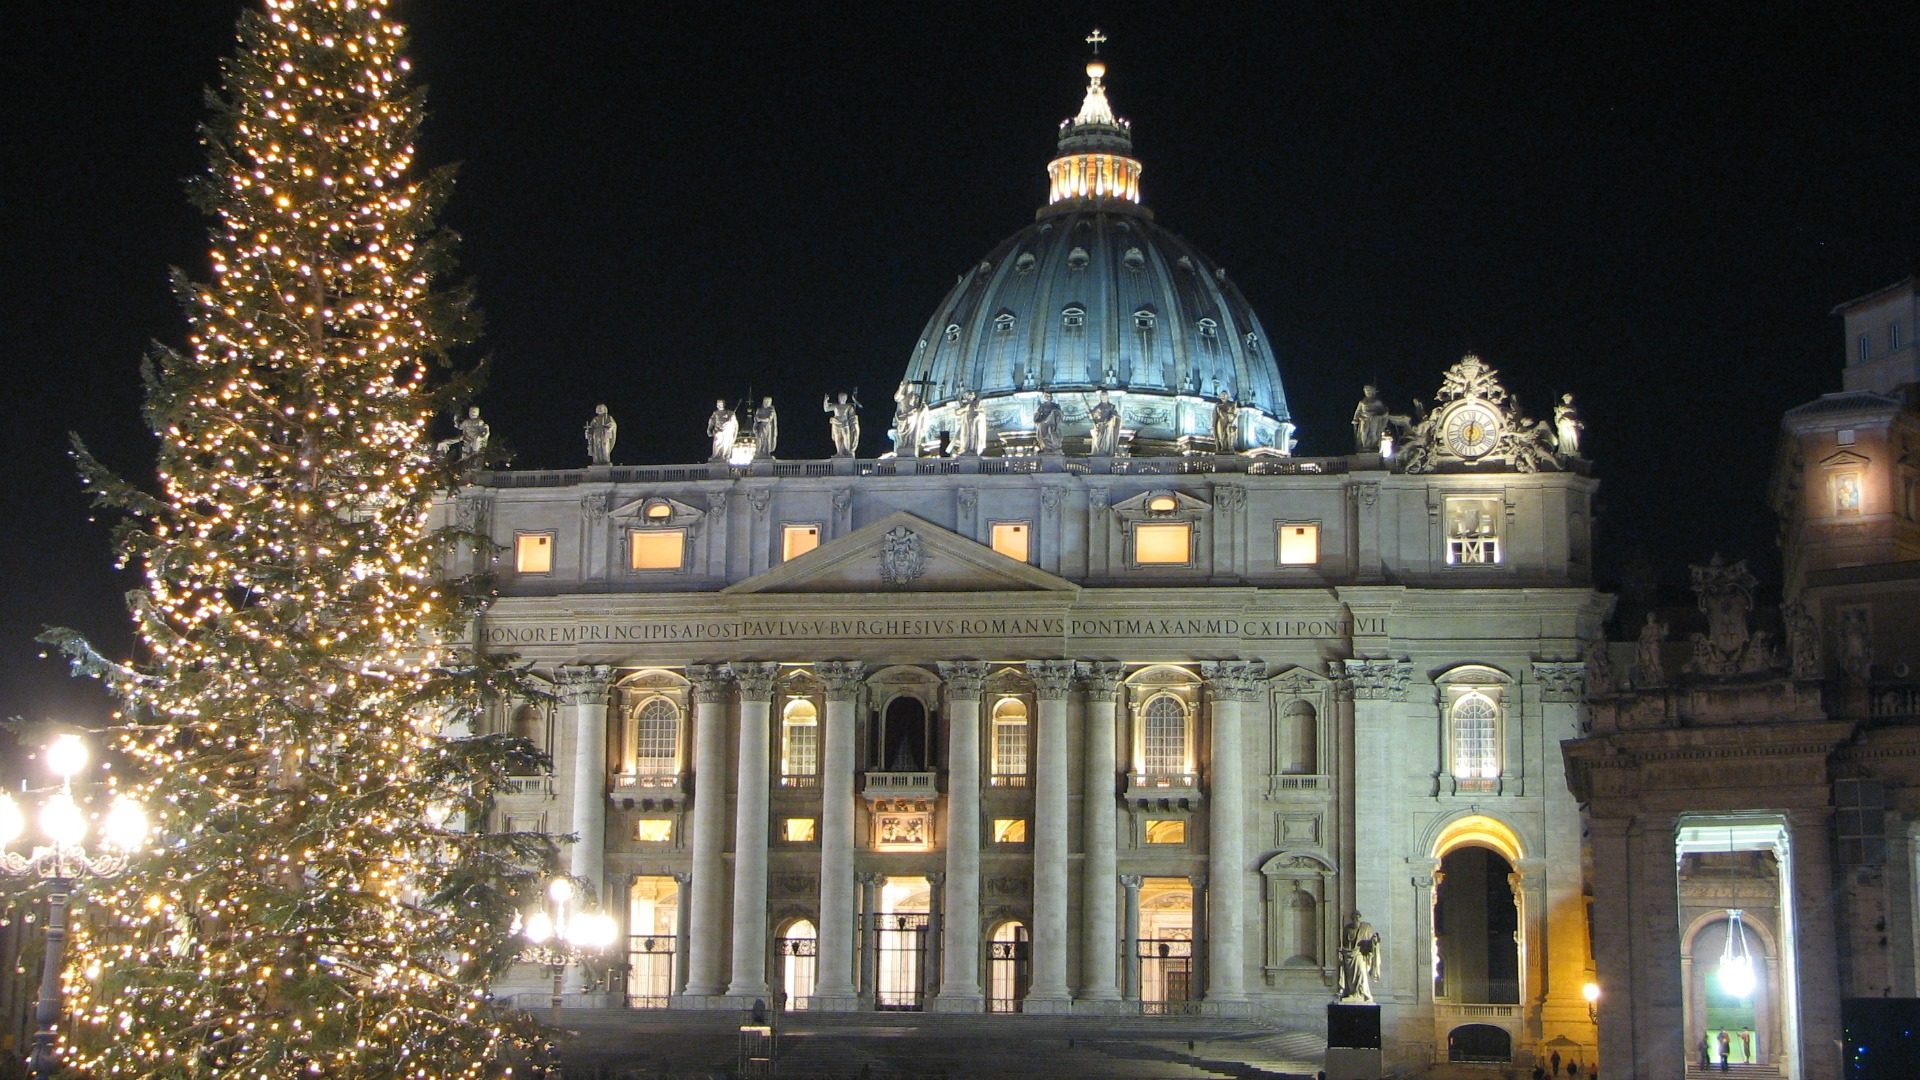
[{"xmin": 1086, "ymin": 28, "xmax": 1107, "ymax": 54}]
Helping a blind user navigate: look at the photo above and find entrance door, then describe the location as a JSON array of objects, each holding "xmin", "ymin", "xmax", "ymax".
[
  {"xmin": 874, "ymin": 876, "xmax": 931, "ymax": 1011},
  {"xmin": 777, "ymin": 919, "xmax": 818, "ymax": 1010},
  {"xmin": 989, "ymin": 921, "xmax": 1030, "ymax": 1012},
  {"xmin": 628, "ymin": 875, "xmax": 680, "ymax": 1008},
  {"xmin": 1137, "ymin": 876, "xmax": 1197, "ymax": 1014}
]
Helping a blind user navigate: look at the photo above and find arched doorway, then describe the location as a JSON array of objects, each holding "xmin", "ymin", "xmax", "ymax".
[
  {"xmin": 988, "ymin": 920, "xmax": 1030, "ymax": 1012},
  {"xmin": 627, "ymin": 875, "xmax": 680, "ymax": 1008},
  {"xmin": 1434, "ymin": 846, "xmax": 1520, "ymax": 1004},
  {"xmin": 776, "ymin": 918, "xmax": 817, "ymax": 1011},
  {"xmin": 1449, "ymin": 1023, "xmax": 1512, "ymax": 1063}
]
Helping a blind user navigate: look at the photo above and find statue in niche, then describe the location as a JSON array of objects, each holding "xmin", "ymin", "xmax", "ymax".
[
  {"xmin": 436, "ymin": 405, "xmax": 491, "ymax": 460},
  {"xmin": 1336, "ymin": 911, "xmax": 1382, "ymax": 1003},
  {"xmin": 891, "ymin": 382, "xmax": 923, "ymax": 458},
  {"xmin": 1839, "ymin": 608, "xmax": 1872, "ymax": 684},
  {"xmin": 1032, "ymin": 390, "xmax": 1064, "ymax": 453},
  {"xmin": 1553, "ymin": 392, "xmax": 1584, "ymax": 457},
  {"xmin": 1685, "ymin": 554, "xmax": 1759, "ymax": 675},
  {"xmin": 1585, "ymin": 636, "xmax": 1614, "ymax": 695},
  {"xmin": 1088, "ymin": 390, "xmax": 1122, "ymax": 456},
  {"xmin": 1784, "ymin": 601, "xmax": 1820, "ymax": 679},
  {"xmin": 1211, "ymin": 390, "xmax": 1241, "ymax": 453},
  {"xmin": 584, "ymin": 403, "xmax": 617, "ymax": 465},
  {"xmin": 706, "ymin": 399, "xmax": 738, "ymax": 461},
  {"xmin": 823, "ymin": 390, "xmax": 861, "ymax": 457},
  {"xmin": 954, "ymin": 388, "xmax": 987, "ymax": 456},
  {"xmin": 1636, "ymin": 612, "xmax": 1667, "ymax": 687},
  {"xmin": 1351, "ymin": 385, "xmax": 1390, "ymax": 452},
  {"xmin": 752, "ymin": 397, "xmax": 779, "ymax": 457}
]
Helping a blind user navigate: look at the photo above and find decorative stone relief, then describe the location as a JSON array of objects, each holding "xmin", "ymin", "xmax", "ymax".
[
  {"xmin": 938, "ymin": 660, "xmax": 988, "ymax": 698},
  {"xmin": 1277, "ymin": 813, "xmax": 1321, "ymax": 846},
  {"xmin": 455, "ymin": 495, "xmax": 492, "ymax": 533},
  {"xmin": 877, "ymin": 526, "xmax": 927, "ymax": 587},
  {"xmin": 1201, "ymin": 660, "xmax": 1266, "ymax": 701},
  {"xmin": 956, "ymin": 487, "xmax": 977, "ymax": 516},
  {"xmin": 686, "ymin": 664, "xmax": 732, "ymax": 704},
  {"xmin": 1339, "ymin": 658, "xmax": 1412, "ymax": 701},
  {"xmin": 1271, "ymin": 668, "xmax": 1320, "ymax": 697},
  {"xmin": 777, "ymin": 874, "xmax": 816, "ymax": 897},
  {"xmin": 580, "ymin": 491, "xmax": 612, "ymax": 519},
  {"xmin": 748, "ymin": 490, "xmax": 771, "ymax": 519},
  {"xmin": 1684, "ymin": 554, "xmax": 1774, "ymax": 676},
  {"xmin": 727, "ymin": 662, "xmax": 780, "ymax": 698},
  {"xmin": 1214, "ymin": 484, "xmax": 1247, "ymax": 511},
  {"xmin": 1078, "ymin": 661, "xmax": 1125, "ymax": 701},
  {"xmin": 1531, "ymin": 660, "xmax": 1586, "ymax": 704},
  {"xmin": 987, "ymin": 876, "xmax": 1027, "ymax": 897}
]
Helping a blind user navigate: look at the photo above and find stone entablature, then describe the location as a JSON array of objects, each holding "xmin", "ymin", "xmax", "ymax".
[{"xmin": 1587, "ymin": 678, "xmax": 1827, "ymax": 735}]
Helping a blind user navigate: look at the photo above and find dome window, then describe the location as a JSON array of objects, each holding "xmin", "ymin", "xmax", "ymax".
[
  {"xmin": 1244, "ymin": 332, "xmax": 1261, "ymax": 354},
  {"xmin": 1067, "ymin": 246, "xmax": 1090, "ymax": 271},
  {"xmin": 1176, "ymin": 256, "xmax": 1196, "ymax": 273},
  {"xmin": 1134, "ymin": 307, "xmax": 1157, "ymax": 331},
  {"xmin": 993, "ymin": 312, "xmax": 1016, "ymax": 334},
  {"xmin": 1197, "ymin": 318, "xmax": 1218, "ymax": 339},
  {"xmin": 1122, "ymin": 247, "xmax": 1146, "ymax": 272},
  {"xmin": 1061, "ymin": 305, "xmax": 1086, "ymax": 329},
  {"xmin": 1015, "ymin": 252, "xmax": 1037, "ymax": 274},
  {"xmin": 945, "ymin": 324, "xmax": 962, "ymax": 343}
]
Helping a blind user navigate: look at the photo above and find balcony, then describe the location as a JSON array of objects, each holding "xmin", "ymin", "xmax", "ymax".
[
  {"xmin": 863, "ymin": 771, "xmax": 938, "ymax": 802},
  {"xmin": 611, "ymin": 770, "xmax": 688, "ymax": 809},
  {"xmin": 1125, "ymin": 771, "xmax": 1202, "ymax": 809}
]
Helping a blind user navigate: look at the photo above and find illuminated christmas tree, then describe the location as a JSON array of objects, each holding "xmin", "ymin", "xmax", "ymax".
[{"xmin": 43, "ymin": 2, "xmax": 546, "ymax": 1075}]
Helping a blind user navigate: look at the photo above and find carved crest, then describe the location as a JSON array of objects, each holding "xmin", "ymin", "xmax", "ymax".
[
  {"xmin": 1435, "ymin": 353, "xmax": 1509, "ymax": 406},
  {"xmin": 877, "ymin": 526, "xmax": 927, "ymax": 587}
]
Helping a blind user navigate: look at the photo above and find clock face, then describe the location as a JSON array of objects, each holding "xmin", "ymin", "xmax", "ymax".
[{"xmin": 1443, "ymin": 404, "xmax": 1500, "ymax": 458}]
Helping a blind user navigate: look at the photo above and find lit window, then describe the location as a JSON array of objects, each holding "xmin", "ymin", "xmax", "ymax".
[
  {"xmin": 784, "ymin": 818, "xmax": 817, "ymax": 843},
  {"xmin": 991, "ymin": 522, "xmax": 1030, "ymax": 562},
  {"xmin": 1062, "ymin": 305, "xmax": 1086, "ymax": 329},
  {"xmin": 1450, "ymin": 691, "xmax": 1499, "ymax": 785},
  {"xmin": 1444, "ymin": 497, "xmax": 1501, "ymax": 566},
  {"xmin": 630, "ymin": 698, "xmax": 679, "ymax": 776},
  {"xmin": 1145, "ymin": 819, "xmax": 1187, "ymax": 844},
  {"xmin": 1135, "ymin": 523, "xmax": 1191, "ymax": 565},
  {"xmin": 1278, "ymin": 524, "xmax": 1319, "ymax": 565},
  {"xmin": 1837, "ymin": 429, "xmax": 1856, "ymax": 446},
  {"xmin": 991, "ymin": 698, "xmax": 1029, "ymax": 783},
  {"xmin": 515, "ymin": 532, "xmax": 554, "ymax": 574},
  {"xmin": 1134, "ymin": 308, "xmax": 1156, "ymax": 331},
  {"xmin": 782, "ymin": 524, "xmax": 821, "ymax": 561},
  {"xmin": 994, "ymin": 312, "xmax": 1016, "ymax": 334},
  {"xmin": 629, "ymin": 529, "xmax": 686, "ymax": 570},
  {"xmin": 635, "ymin": 818, "xmax": 673, "ymax": 843},
  {"xmin": 781, "ymin": 700, "xmax": 819, "ymax": 779},
  {"xmin": 993, "ymin": 818, "xmax": 1028, "ymax": 844},
  {"xmin": 1859, "ymin": 334, "xmax": 1872, "ymax": 364},
  {"xmin": 1145, "ymin": 493, "xmax": 1178, "ymax": 515},
  {"xmin": 1142, "ymin": 694, "xmax": 1187, "ymax": 775},
  {"xmin": 643, "ymin": 499, "xmax": 672, "ymax": 521}
]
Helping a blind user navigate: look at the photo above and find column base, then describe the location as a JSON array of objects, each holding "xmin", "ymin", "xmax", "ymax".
[
  {"xmin": 681, "ymin": 982, "xmax": 726, "ymax": 998},
  {"xmin": 806, "ymin": 994, "xmax": 866, "ymax": 1013},
  {"xmin": 1076, "ymin": 989, "xmax": 1122, "ymax": 1002},
  {"xmin": 725, "ymin": 985, "xmax": 772, "ymax": 1004},
  {"xmin": 931, "ymin": 994, "xmax": 984, "ymax": 1013},
  {"xmin": 1020, "ymin": 993, "xmax": 1074, "ymax": 1015}
]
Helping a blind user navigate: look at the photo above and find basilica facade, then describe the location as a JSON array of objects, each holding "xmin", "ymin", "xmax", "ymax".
[{"xmin": 459, "ymin": 51, "xmax": 1606, "ymax": 1072}]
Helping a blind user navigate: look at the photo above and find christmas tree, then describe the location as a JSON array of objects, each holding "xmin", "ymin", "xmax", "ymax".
[{"xmin": 43, "ymin": 2, "xmax": 547, "ymax": 1075}]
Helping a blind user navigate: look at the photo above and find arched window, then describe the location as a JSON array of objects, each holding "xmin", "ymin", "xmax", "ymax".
[
  {"xmin": 1015, "ymin": 252, "xmax": 1037, "ymax": 274},
  {"xmin": 1061, "ymin": 305, "xmax": 1086, "ymax": 329},
  {"xmin": 1450, "ymin": 692, "xmax": 1499, "ymax": 784},
  {"xmin": 1067, "ymin": 246, "xmax": 1090, "ymax": 270},
  {"xmin": 991, "ymin": 698, "xmax": 1029, "ymax": 785},
  {"xmin": 631, "ymin": 697, "xmax": 679, "ymax": 777},
  {"xmin": 782, "ymin": 699, "xmax": 819, "ymax": 782},
  {"xmin": 993, "ymin": 311, "xmax": 1016, "ymax": 334},
  {"xmin": 1134, "ymin": 307, "xmax": 1157, "ymax": 331},
  {"xmin": 1142, "ymin": 694, "xmax": 1188, "ymax": 776}
]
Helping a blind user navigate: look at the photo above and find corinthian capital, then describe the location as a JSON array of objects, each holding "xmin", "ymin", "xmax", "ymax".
[
  {"xmin": 1026, "ymin": 659, "xmax": 1077, "ymax": 699},
  {"xmin": 1338, "ymin": 658, "xmax": 1413, "ymax": 701},
  {"xmin": 727, "ymin": 661, "xmax": 781, "ymax": 698},
  {"xmin": 554, "ymin": 664, "xmax": 615, "ymax": 706},
  {"xmin": 938, "ymin": 661, "xmax": 988, "ymax": 699},
  {"xmin": 1078, "ymin": 661, "xmax": 1125, "ymax": 701},
  {"xmin": 1201, "ymin": 660, "xmax": 1266, "ymax": 701},
  {"xmin": 1530, "ymin": 660, "xmax": 1586, "ymax": 704},
  {"xmin": 816, "ymin": 660, "xmax": 866, "ymax": 700},
  {"xmin": 686, "ymin": 663, "xmax": 732, "ymax": 703}
]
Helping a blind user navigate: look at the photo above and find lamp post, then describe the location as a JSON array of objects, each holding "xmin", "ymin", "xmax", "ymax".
[
  {"xmin": 518, "ymin": 876, "xmax": 617, "ymax": 1014},
  {"xmin": 0, "ymin": 734, "xmax": 148, "ymax": 1080}
]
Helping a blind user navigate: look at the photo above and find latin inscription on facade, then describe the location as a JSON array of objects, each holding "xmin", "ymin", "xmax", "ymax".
[{"xmin": 479, "ymin": 613, "xmax": 1386, "ymax": 647}]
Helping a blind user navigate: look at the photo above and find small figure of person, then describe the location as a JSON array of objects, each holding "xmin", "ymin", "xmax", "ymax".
[
  {"xmin": 706, "ymin": 399, "xmax": 738, "ymax": 461},
  {"xmin": 1698, "ymin": 1033, "xmax": 1710, "ymax": 1069},
  {"xmin": 822, "ymin": 390, "xmax": 861, "ymax": 457},
  {"xmin": 1088, "ymin": 390, "xmax": 1121, "ymax": 456},
  {"xmin": 437, "ymin": 405, "xmax": 490, "ymax": 460},
  {"xmin": 1716, "ymin": 1029, "xmax": 1730, "ymax": 1071},
  {"xmin": 1738, "ymin": 1028, "xmax": 1753, "ymax": 1064},
  {"xmin": 584, "ymin": 403, "xmax": 617, "ymax": 465},
  {"xmin": 1032, "ymin": 390, "xmax": 1064, "ymax": 453},
  {"xmin": 1211, "ymin": 390, "xmax": 1240, "ymax": 453},
  {"xmin": 1549, "ymin": 1050, "xmax": 1560, "ymax": 1076},
  {"xmin": 1352, "ymin": 384, "xmax": 1390, "ymax": 452},
  {"xmin": 752, "ymin": 396, "xmax": 779, "ymax": 457},
  {"xmin": 1553, "ymin": 392, "xmax": 1584, "ymax": 456}
]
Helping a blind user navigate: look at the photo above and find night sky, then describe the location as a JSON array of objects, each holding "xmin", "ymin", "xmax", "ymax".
[{"xmin": 4, "ymin": 4, "xmax": 1915, "ymax": 730}]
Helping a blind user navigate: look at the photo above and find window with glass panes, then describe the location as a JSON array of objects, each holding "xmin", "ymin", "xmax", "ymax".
[
  {"xmin": 783, "ymin": 701, "xmax": 819, "ymax": 779},
  {"xmin": 633, "ymin": 698, "xmax": 679, "ymax": 776},
  {"xmin": 992, "ymin": 698, "xmax": 1029, "ymax": 783},
  {"xmin": 1142, "ymin": 695, "xmax": 1187, "ymax": 775},
  {"xmin": 1450, "ymin": 692, "xmax": 1499, "ymax": 781}
]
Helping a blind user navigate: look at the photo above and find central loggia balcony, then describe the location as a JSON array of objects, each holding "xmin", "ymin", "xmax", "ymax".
[
  {"xmin": 1125, "ymin": 770, "xmax": 1202, "ymax": 809},
  {"xmin": 862, "ymin": 771, "xmax": 938, "ymax": 801},
  {"xmin": 611, "ymin": 770, "xmax": 688, "ymax": 809}
]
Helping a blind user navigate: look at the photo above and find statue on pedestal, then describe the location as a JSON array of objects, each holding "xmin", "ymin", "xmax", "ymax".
[
  {"xmin": 1352, "ymin": 385, "xmax": 1390, "ymax": 452},
  {"xmin": 437, "ymin": 405, "xmax": 491, "ymax": 460},
  {"xmin": 1553, "ymin": 392, "xmax": 1584, "ymax": 457},
  {"xmin": 823, "ymin": 390, "xmax": 861, "ymax": 457},
  {"xmin": 1033, "ymin": 391, "xmax": 1064, "ymax": 453},
  {"xmin": 954, "ymin": 388, "xmax": 987, "ymax": 456},
  {"xmin": 584, "ymin": 403, "xmax": 617, "ymax": 465},
  {"xmin": 1337, "ymin": 911, "xmax": 1382, "ymax": 1003},
  {"xmin": 1636, "ymin": 612, "xmax": 1667, "ymax": 687},
  {"xmin": 1839, "ymin": 608, "xmax": 1873, "ymax": 684},
  {"xmin": 706, "ymin": 399, "xmax": 738, "ymax": 462},
  {"xmin": 1088, "ymin": 390, "xmax": 1121, "ymax": 456},
  {"xmin": 1211, "ymin": 390, "xmax": 1240, "ymax": 453},
  {"xmin": 892, "ymin": 382, "xmax": 923, "ymax": 458},
  {"xmin": 752, "ymin": 397, "xmax": 779, "ymax": 457},
  {"xmin": 1783, "ymin": 601, "xmax": 1820, "ymax": 680}
]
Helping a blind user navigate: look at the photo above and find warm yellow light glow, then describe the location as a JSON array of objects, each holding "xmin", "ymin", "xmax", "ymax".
[
  {"xmin": 1146, "ymin": 494, "xmax": 1178, "ymax": 513},
  {"xmin": 522, "ymin": 910, "xmax": 554, "ymax": 945},
  {"xmin": 628, "ymin": 529, "xmax": 686, "ymax": 570},
  {"xmin": 782, "ymin": 524, "xmax": 820, "ymax": 561},
  {"xmin": 784, "ymin": 818, "xmax": 817, "ymax": 843},
  {"xmin": 993, "ymin": 818, "xmax": 1028, "ymax": 844},
  {"xmin": 46, "ymin": 734, "xmax": 89, "ymax": 780},
  {"xmin": 1582, "ymin": 980, "xmax": 1601, "ymax": 1004},
  {"xmin": 635, "ymin": 818, "xmax": 673, "ymax": 843},
  {"xmin": 101, "ymin": 796, "xmax": 150, "ymax": 853},
  {"xmin": 990, "ymin": 522, "xmax": 1030, "ymax": 562},
  {"xmin": 547, "ymin": 877, "xmax": 575, "ymax": 904},
  {"xmin": 1279, "ymin": 524, "xmax": 1319, "ymax": 565},
  {"xmin": 1135, "ymin": 522, "xmax": 1190, "ymax": 564},
  {"xmin": 1144, "ymin": 819, "xmax": 1187, "ymax": 844},
  {"xmin": 643, "ymin": 499, "xmax": 672, "ymax": 521},
  {"xmin": 514, "ymin": 532, "xmax": 553, "ymax": 574},
  {"xmin": 40, "ymin": 791, "xmax": 86, "ymax": 848}
]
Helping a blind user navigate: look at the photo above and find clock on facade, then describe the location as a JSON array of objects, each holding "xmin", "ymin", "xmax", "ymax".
[{"xmin": 1442, "ymin": 403, "xmax": 1501, "ymax": 459}]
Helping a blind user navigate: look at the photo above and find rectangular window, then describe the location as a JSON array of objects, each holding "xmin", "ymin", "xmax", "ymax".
[
  {"xmin": 993, "ymin": 717, "xmax": 1029, "ymax": 781},
  {"xmin": 634, "ymin": 818, "xmax": 673, "ymax": 843},
  {"xmin": 1837, "ymin": 428, "xmax": 1856, "ymax": 446},
  {"xmin": 1144, "ymin": 819, "xmax": 1187, "ymax": 844},
  {"xmin": 629, "ymin": 529, "xmax": 686, "ymax": 570},
  {"xmin": 782, "ymin": 524, "xmax": 821, "ymax": 561},
  {"xmin": 514, "ymin": 532, "xmax": 554, "ymax": 574},
  {"xmin": 1859, "ymin": 334, "xmax": 1872, "ymax": 364},
  {"xmin": 993, "ymin": 818, "xmax": 1028, "ymax": 844},
  {"xmin": 782, "ymin": 710, "xmax": 819, "ymax": 779},
  {"xmin": 1444, "ymin": 496, "xmax": 1502, "ymax": 566},
  {"xmin": 1134, "ymin": 522, "xmax": 1192, "ymax": 565},
  {"xmin": 991, "ymin": 522, "xmax": 1031, "ymax": 562},
  {"xmin": 784, "ymin": 817, "xmax": 817, "ymax": 843},
  {"xmin": 1277, "ymin": 523, "xmax": 1319, "ymax": 565}
]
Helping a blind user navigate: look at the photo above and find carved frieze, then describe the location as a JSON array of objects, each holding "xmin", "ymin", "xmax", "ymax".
[
  {"xmin": 1339, "ymin": 658, "xmax": 1412, "ymax": 701},
  {"xmin": 877, "ymin": 526, "xmax": 928, "ymax": 587}
]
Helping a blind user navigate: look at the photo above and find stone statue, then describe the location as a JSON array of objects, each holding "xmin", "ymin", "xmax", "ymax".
[
  {"xmin": 752, "ymin": 397, "xmax": 779, "ymax": 457},
  {"xmin": 1088, "ymin": 390, "xmax": 1121, "ymax": 456},
  {"xmin": 1784, "ymin": 601, "xmax": 1820, "ymax": 680},
  {"xmin": 954, "ymin": 388, "xmax": 987, "ymax": 456},
  {"xmin": 1337, "ymin": 911, "xmax": 1382, "ymax": 1003},
  {"xmin": 436, "ymin": 405, "xmax": 491, "ymax": 460},
  {"xmin": 1032, "ymin": 391, "xmax": 1064, "ymax": 453},
  {"xmin": 892, "ymin": 382, "xmax": 923, "ymax": 458},
  {"xmin": 1553, "ymin": 393, "xmax": 1584, "ymax": 457},
  {"xmin": 1839, "ymin": 608, "xmax": 1872, "ymax": 684},
  {"xmin": 1585, "ymin": 636, "xmax": 1614, "ymax": 695},
  {"xmin": 823, "ymin": 390, "xmax": 861, "ymax": 457},
  {"xmin": 706, "ymin": 399, "xmax": 738, "ymax": 462},
  {"xmin": 1352, "ymin": 384, "xmax": 1390, "ymax": 452},
  {"xmin": 1685, "ymin": 554, "xmax": 1759, "ymax": 674},
  {"xmin": 584, "ymin": 403, "xmax": 617, "ymax": 465},
  {"xmin": 1636, "ymin": 612, "xmax": 1667, "ymax": 687},
  {"xmin": 1211, "ymin": 391, "xmax": 1241, "ymax": 453}
]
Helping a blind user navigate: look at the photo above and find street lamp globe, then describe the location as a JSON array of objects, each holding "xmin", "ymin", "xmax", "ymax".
[
  {"xmin": 547, "ymin": 877, "xmax": 575, "ymax": 904},
  {"xmin": 102, "ymin": 796, "xmax": 150, "ymax": 853},
  {"xmin": 523, "ymin": 909, "xmax": 555, "ymax": 945},
  {"xmin": 39, "ymin": 792, "xmax": 86, "ymax": 849},
  {"xmin": 45, "ymin": 734, "xmax": 88, "ymax": 781}
]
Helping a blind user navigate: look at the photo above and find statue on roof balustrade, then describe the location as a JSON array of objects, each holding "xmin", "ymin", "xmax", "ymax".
[
  {"xmin": 707, "ymin": 399, "xmax": 738, "ymax": 462},
  {"xmin": 823, "ymin": 390, "xmax": 861, "ymax": 457},
  {"xmin": 584, "ymin": 403, "xmax": 617, "ymax": 465}
]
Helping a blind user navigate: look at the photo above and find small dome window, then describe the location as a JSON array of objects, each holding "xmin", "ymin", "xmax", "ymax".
[
  {"xmin": 979, "ymin": 260, "xmax": 993, "ymax": 273},
  {"xmin": 1015, "ymin": 252, "xmax": 1037, "ymax": 274},
  {"xmin": 1122, "ymin": 247, "xmax": 1146, "ymax": 272},
  {"xmin": 993, "ymin": 311, "xmax": 1016, "ymax": 334},
  {"xmin": 1197, "ymin": 318, "xmax": 1218, "ymax": 339},
  {"xmin": 1134, "ymin": 307, "xmax": 1157, "ymax": 331},
  {"xmin": 945, "ymin": 324, "xmax": 962, "ymax": 343},
  {"xmin": 1061, "ymin": 305, "xmax": 1086, "ymax": 329},
  {"xmin": 1067, "ymin": 246, "xmax": 1090, "ymax": 270},
  {"xmin": 1244, "ymin": 332, "xmax": 1261, "ymax": 354},
  {"xmin": 1176, "ymin": 255, "xmax": 1196, "ymax": 272}
]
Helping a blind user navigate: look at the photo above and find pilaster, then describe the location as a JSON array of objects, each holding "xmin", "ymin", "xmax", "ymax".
[
  {"xmin": 1201, "ymin": 660, "xmax": 1262, "ymax": 1002},
  {"xmin": 556, "ymin": 664, "xmax": 615, "ymax": 898},
  {"xmin": 935, "ymin": 661, "xmax": 988, "ymax": 1011},
  {"xmin": 1342, "ymin": 657, "xmax": 1412, "ymax": 1003}
]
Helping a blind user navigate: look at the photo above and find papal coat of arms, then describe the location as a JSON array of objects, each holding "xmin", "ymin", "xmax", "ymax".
[{"xmin": 878, "ymin": 526, "xmax": 927, "ymax": 587}]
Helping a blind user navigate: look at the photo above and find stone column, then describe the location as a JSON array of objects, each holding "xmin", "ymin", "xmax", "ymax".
[
  {"xmin": 1344, "ymin": 658, "xmax": 1412, "ymax": 1002},
  {"xmin": 1533, "ymin": 661, "xmax": 1597, "ymax": 1040},
  {"xmin": 1189, "ymin": 871, "xmax": 1210, "ymax": 1000},
  {"xmin": 1122, "ymin": 874, "xmax": 1144, "ymax": 1002},
  {"xmin": 684, "ymin": 664, "xmax": 732, "ymax": 997},
  {"xmin": 1595, "ymin": 812, "xmax": 1684, "ymax": 1079},
  {"xmin": 1411, "ymin": 868, "xmax": 1440, "ymax": 1004},
  {"xmin": 1588, "ymin": 817, "xmax": 1635, "ymax": 1074},
  {"xmin": 1786, "ymin": 808, "xmax": 1843, "ymax": 1080},
  {"xmin": 1079, "ymin": 662, "xmax": 1125, "ymax": 1002},
  {"xmin": 672, "ymin": 870, "xmax": 693, "ymax": 996},
  {"xmin": 859, "ymin": 871, "xmax": 885, "ymax": 1004},
  {"xmin": 1201, "ymin": 661, "xmax": 1260, "ymax": 1003},
  {"xmin": 925, "ymin": 870, "xmax": 946, "ymax": 1005},
  {"xmin": 935, "ymin": 661, "xmax": 988, "ymax": 1011},
  {"xmin": 556, "ymin": 665, "xmax": 615, "ymax": 897},
  {"xmin": 813, "ymin": 661, "xmax": 865, "ymax": 1008},
  {"xmin": 726, "ymin": 662, "xmax": 779, "ymax": 1001},
  {"xmin": 1026, "ymin": 660, "xmax": 1077, "ymax": 1008}
]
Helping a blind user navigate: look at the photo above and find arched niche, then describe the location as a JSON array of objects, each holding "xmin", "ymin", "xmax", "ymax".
[
  {"xmin": 1259, "ymin": 850, "xmax": 1336, "ymax": 984},
  {"xmin": 1267, "ymin": 665, "xmax": 1332, "ymax": 792}
]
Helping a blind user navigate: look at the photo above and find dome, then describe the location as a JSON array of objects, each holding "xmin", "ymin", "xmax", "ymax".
[{"xmin": 890, "ymin": 41, "xmax": 1294, "ymax": 457}]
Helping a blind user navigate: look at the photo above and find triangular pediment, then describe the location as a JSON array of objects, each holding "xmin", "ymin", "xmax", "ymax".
[
  {"xmin": 724, "ymin": 511, "xmax": 1078, "ymax": 595},
  {"xmin": 1818, "ymin": 449, "xmax": 1871, "ymax": 469}
]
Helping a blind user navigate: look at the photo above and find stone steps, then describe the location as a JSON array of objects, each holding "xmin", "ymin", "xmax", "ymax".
[{"xmin": 1683, "ymin": 1065, "xmax": 1784, "ymax": 1080}]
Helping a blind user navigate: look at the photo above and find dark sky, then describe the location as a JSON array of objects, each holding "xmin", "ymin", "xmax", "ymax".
[{"xmin": 3, "ymin": 3, "xmax": 1915, "ymax": 729}]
